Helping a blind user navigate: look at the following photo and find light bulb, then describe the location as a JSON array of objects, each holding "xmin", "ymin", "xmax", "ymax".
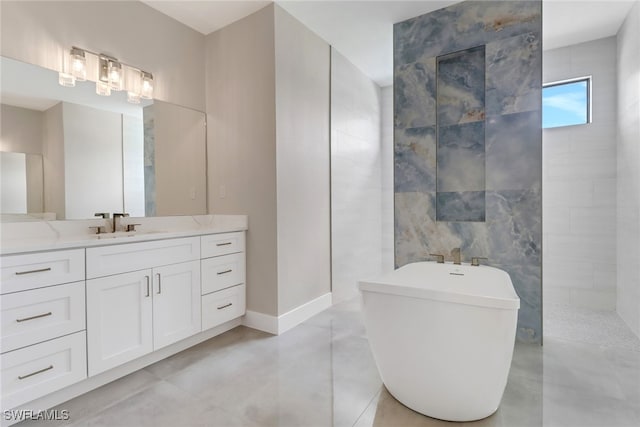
[
  {"xmin": 108, "ymin": 61, "xmax": 123, "ymax": 91},
  {"xmin": 70, "ymin": 47, "xmax": 86, "ymax": 81},
  {"xmin": 141, "ymin": 72, "xmax": 153, "ymax": 99}
]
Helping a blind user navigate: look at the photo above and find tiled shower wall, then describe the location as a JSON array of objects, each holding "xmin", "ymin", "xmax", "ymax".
[
  {"xmin": 617, "ymin": 0, "xmax": 640, "ymax": 338},
  {"xmin": 394, "ymin": 0, "xmax": 543, "ymax": 342},
  {"xmin": 331, "ymin": 48, "xmax": 384, "ymax": 302},
  {"xmin": 543, "ymin": 37, "xmax": 617, "ymax": 311}
]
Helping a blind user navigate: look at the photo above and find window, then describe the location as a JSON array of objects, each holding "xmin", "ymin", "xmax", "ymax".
[{"xmin": 542, "ymin": 77, "xmax": 591, "ymax": 129}]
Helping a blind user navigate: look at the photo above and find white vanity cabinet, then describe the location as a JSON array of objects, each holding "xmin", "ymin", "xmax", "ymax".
[
  {"xmin": 86, "ymin": 237, "xmax": 201, "ymax": 376},
  {"xmin": 201, "ymin": 232, "xmax": 246, "ymax": 330},
  {"xmin": 0, "ymin": 249, "xmax": 87, "ymax": 410},
  {"xmin": 0, "ymin": 225, "xmax": 247, "ymax": 417}
]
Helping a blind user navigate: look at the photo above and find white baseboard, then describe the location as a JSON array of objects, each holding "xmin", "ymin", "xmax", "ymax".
[
  {"xmin": 242, "ymin": 310, "xmax": 279, "ymax": 335},
  {"xmin": 242, "ymin": 292, "xmax": 332, "ymax": 335}
]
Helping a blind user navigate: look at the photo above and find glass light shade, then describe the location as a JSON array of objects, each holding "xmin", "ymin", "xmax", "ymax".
[
  {"xmin": 58, "ymin": 72, "xmax": 76, "ymax": 87},
  {"xmin": 127, "ymin": 91, "xmax": 141, "ymax": 104},
  {"xmin": 70, "ymin": 48, "xmax": 86, "ymax": 81},
  {"xmin": 96, "ymin": 80, "xmax": 111, "ymax": 96},
  {"xmin": 108, "ymin": 61, "xmax": 123, "ymax": 91},
  {"xmin": 141, "ymin": 72, "xmax": 154, "ymax": 99}
]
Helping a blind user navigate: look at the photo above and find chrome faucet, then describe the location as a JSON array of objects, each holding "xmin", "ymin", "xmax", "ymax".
[
  {"xmin": 451, "ymin": 248, "xmax": 461, "ymax": 265},
  {"xmin": 112, "ymin": 213, "xmax": 129, "ymax": 233}
]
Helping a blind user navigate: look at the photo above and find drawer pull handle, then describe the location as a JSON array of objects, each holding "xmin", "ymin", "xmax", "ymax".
[
  {"xmin": 145, "ymin": 276, "xmax": 150, "ymax": 297},
  {"xmin": 15, "ymin": 267, "xmax": 52, "ymax": 276},
  {"xmin": 18, "ymin": 365, "xmax": 54, "ymax": 380},
  {"xmin": 216, "ymin": 242, "xmax": 232, "ymax": 247},
  {"xmin": 16, "ymin": 312, "xmax": 52, "ymax": 323},
  {"xmin": 157, "ymin": 273, "xmax": 162, "ymax": 294},
  {"xmin": 217, "ymin": 269, "xmax": 233, "ymax": 275},
  {"xmin": 217, "ymin": 303, "xmax": 233, "ymax": 310}
]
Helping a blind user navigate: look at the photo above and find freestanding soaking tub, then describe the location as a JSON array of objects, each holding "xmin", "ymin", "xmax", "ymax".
[{"xmin": 359, "ymin": 261, "xmax": 520, "ymax": 422}]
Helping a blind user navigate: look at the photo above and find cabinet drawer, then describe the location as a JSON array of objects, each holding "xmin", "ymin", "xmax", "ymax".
[
  {"xmin": 201, "ymin": 232, "xmax": 245, "ymax": 258},
  {"xmin": 1, "ymin": 331, "xmax": 87, "ymax": 409},
  {"xmin": 201, "ymin": 253, "xmax": 245, "ymax": 295},
  {"xmin": 202, "ymin": 284, "xmax": 246, "ymax": 330},
  {"xmin": 86, "ymin": 237, "xmax": 200, "ymax": 279},
  {"xmin": 1, "ymin": 249, "xmax": 85, "ymax": 294},
  {"xmin": 1, "ymin": 281, "xmax": 86, "ymax": 353}
]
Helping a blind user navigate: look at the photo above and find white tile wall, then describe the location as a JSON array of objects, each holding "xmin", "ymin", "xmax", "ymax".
[
  {"xmin": 616, "ymin": 1, "xmax": 640, "ymax": 338},
  {"xmin": 330, "ymin": 49, "xmax": 384, "ymax": 302},
  {"xmin": 381, "ymin": 86, "xmax": 394, "ymax": 273},
  {"xmin": 543, "ymin": 37, "xmax": 618, "ymax": 311}
]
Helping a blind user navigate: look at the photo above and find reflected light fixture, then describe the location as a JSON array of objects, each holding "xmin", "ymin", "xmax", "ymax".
[{"xmin": 58, "ymin": 46, "xmax": 153, "ymax": 104}]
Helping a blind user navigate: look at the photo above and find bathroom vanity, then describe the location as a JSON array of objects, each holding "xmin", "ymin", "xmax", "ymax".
[{"xmin": 0, "ymin": 215, "xmax": 247, "ymax": 419}]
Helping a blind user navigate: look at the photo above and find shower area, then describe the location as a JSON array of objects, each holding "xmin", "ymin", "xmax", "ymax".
[{"xmin": 542, "ymin": 2, "xmax": 640, "ymax": 350}]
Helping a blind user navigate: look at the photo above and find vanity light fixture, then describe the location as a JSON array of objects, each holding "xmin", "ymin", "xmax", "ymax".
[
  {"xmin": 58, "ymin": 46, "xmax": 154, "ymax": 104},
  {"xmin": 108, "ymin": 60, "xmax": 123, "ymax": 91},
  {"xmin": 70, "ymin": 47, "xmax": 86, "ymax": 81},
  {"xmin": 141, "ymin": 71, "xmax": 154, "ymax": 99}
]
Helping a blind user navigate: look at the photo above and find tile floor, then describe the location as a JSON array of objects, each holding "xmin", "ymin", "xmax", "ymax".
[{"xmin": 16, "ymin": 299, "xmax": 640, "ymax": 427}]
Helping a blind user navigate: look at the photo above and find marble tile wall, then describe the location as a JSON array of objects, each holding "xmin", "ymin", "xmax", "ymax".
[{"xmin": 394, "ymin": 0, "xmax": 542, "ymax": 342}]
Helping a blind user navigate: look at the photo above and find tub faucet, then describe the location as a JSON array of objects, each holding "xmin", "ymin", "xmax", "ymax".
[{"xmin": 451, "ymin": 248, "xmax": 461, "ymax": 265}]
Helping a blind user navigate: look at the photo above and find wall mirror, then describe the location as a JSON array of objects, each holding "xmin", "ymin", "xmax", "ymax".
[{"xmin": 0, "ymin": 56, "xmax": 207, "ymax": 222}]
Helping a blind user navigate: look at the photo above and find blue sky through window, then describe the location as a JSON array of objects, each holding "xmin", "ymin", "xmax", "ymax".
[{"xmin": 542, "ymin": 80, "xmax": 589, "ymax": 129}]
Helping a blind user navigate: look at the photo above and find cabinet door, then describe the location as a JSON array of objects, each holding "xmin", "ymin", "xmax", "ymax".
[
  {"xmin": 86, "ymin": 270, "xmax": 153, "ymax": 376},
  {"xmin": 152, "ymin": 261, "xmax": 201, "ymax": 350}
]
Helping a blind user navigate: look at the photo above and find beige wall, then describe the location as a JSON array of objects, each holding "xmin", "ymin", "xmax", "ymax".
[
  {"xmin": 205, "ymin": 5, "xmax": 278, "ymax": 316},
  {"xmin": 0, "ymin": 1, "xmax": 206, "ymax": 111},
  {"xmin": 0, "ymin": 104, "xmax": 43, "ymax": 154},
  {"xmin": 26, "ymin": 154, "xmax": 44, "ymax": 213},
  {"xmin": 153, "ymin": 101, "xmax": 207, "ymax": 216},
  {"xmin": 274, "ymin": 6, "xmax": 331, "ymax": 314}
]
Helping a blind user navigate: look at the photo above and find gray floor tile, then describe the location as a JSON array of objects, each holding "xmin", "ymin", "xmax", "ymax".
[{"xmin": 14, "ymin": 300, "xmax": 640, "ymax": 427}]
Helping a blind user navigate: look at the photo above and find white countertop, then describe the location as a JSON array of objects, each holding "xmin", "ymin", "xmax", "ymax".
[{"xmin": 0, "ymin": 214, "xmax": 248, "ymax": 256}]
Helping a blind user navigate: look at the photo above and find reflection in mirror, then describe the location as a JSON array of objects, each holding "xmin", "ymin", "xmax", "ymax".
[{"xmin": 0, "ymin": 56, "xmax": 207, "ymax": 221}]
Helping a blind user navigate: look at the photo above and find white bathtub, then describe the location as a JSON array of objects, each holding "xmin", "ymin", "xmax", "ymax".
[{"xmin": 359, "ymin": 261, "xmax": 520, "ymax": 422}]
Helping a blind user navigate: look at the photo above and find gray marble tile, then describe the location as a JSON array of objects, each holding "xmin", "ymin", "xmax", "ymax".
[
  {"xmin": 494, "ymin": 262, "xmax": 542, "ymax": 343},
  {"xmin": 394, "ymin": 1, "xmax": 541, "ymax": 65},
  {"xmin": 395, "ymin": 126, "xmax": 437, "ymax": 193},
  {"xmin": 15, "ymin": 369, "xmax": 162, "ymax": 427},
  {"xmin": 436, "ymin": 122, "xmax": 485, "ymax": 193},
  {"xmin": 436, "ymin": 191, "xmax": 486, "ymax": 222},
  {"xmin": 436, "ymin": 46, "xmax": 485, "ymax": 126},
  {"xmin": 75, "ymin": 380, "xmax": 202, "ymax": 427},
  {"xmin": 486, "ymin": 189, "xmax": 542, "ymax": 266},
  {"xmin": 486, "ymin": 111, "xmax": 542, "ymax": 191},
  {"xmin": 394, "ymin": 59, "xmax": 436, "ymax": 129},
  {"xmin": 486, "ymin": 32, "xmax": 542, "ymax": 116}
]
